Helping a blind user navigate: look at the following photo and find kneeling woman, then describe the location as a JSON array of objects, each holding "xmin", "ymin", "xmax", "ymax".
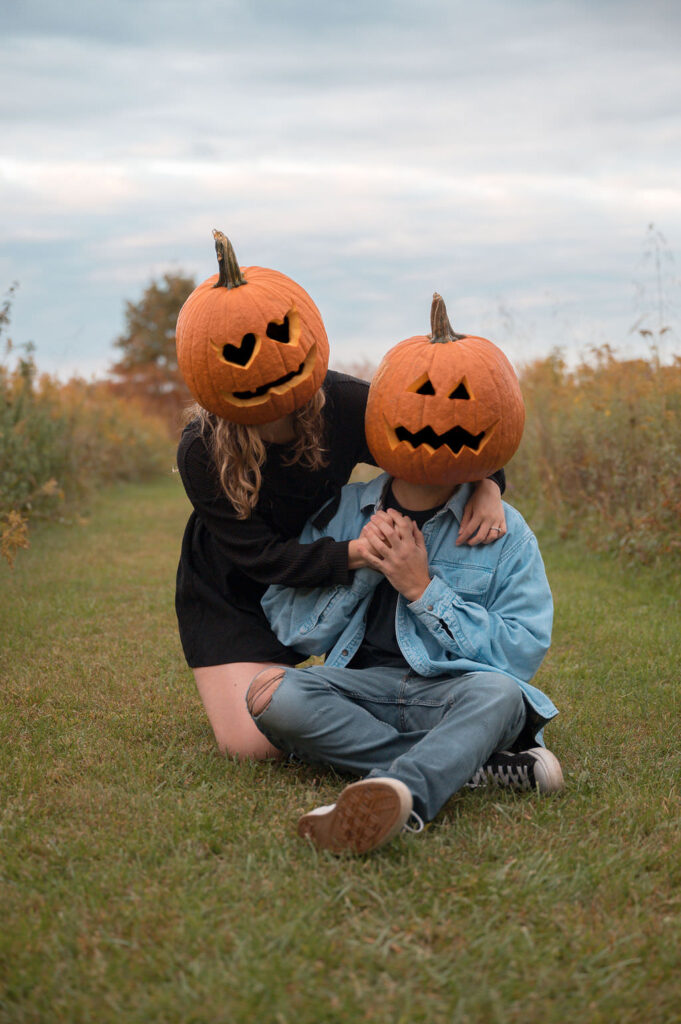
[{"xmin": 174, "ymin": 232, "xmax": 507, "ymax": 759}]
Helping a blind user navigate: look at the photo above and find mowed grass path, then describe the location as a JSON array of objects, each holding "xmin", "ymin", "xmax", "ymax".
[{"xmin": 1, "ymin": 474, "xmax": 680, "ymax": 1024}]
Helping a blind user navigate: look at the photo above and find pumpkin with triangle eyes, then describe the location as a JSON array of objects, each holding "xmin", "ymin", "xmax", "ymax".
[
  {"xmin": 176, "ymin": 231, "xmax": 329, "ymax": 425},
  {"xmin": 365, "ymin": 293, "xmax": 525, "ymax": 486}
]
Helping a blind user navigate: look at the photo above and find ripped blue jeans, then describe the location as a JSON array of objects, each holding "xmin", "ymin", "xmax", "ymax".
[{"xmin": 248, "ymin": 665, "xmax": 527, "ymax": 822}]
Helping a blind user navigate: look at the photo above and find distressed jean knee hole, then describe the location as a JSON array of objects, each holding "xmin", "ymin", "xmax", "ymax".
[{"xmin": 246, "ymin": 669, "xmax": 286, "ymax": 719}]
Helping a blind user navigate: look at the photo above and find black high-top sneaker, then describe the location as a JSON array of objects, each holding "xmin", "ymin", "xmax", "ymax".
[{"xmin": 467, "ymin": 747, "xmax": 564, "ymax": 794}]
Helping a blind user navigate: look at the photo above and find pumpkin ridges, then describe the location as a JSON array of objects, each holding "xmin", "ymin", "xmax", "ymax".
[
  {"xmin": 178, "ymin": 285, "xmax": 213, "ymax": 414},
  {"xmin": 244, "ymin": 279, "xmax": 297, "ymax": 408},
  {"xmin": 192, "ymin": 300, "xmax": 222, "ymax": 419},
  {"xmin": 365, "ymin": 295, "xmax": 524, "ymax": 485},
  {"xmin": 179, "ymin": 273, "xmax": 230, "ymax": 418},
  {"xmin": 242, "ymin": 273, "xmax": 309, "ymax": 390},
  {"xmin": 176, "ymin": 232, "xmax": 329, "ymax": 424}
]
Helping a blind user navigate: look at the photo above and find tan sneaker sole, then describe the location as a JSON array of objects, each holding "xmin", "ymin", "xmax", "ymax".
[{"xmin": 297, "ymin": 778, "xmax": 413, "ymax": 854}]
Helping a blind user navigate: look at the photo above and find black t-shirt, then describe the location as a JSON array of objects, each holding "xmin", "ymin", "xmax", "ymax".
[{"xmin": 348, "ymin": 483, "xmax": 446, "ymax": 670}]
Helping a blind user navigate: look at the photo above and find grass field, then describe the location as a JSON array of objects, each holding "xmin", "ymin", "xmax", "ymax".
[{"xmin": 1, "ymin": 473, "xmax": 680, "ymax": 1023}]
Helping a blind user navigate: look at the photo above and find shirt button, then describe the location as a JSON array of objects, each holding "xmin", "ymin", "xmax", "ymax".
[
  {"xmin": 427, "ymin": 604, "xmax": 434, "ymax": 611},
  {"xmin": 341, "ymin": 649, "xmax": 349, "ymax": 656}
]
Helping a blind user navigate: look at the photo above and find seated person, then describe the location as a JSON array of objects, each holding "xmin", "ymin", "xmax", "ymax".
[{"xmin": 247, "ymin": 293, "xmax": 563, "ymax": 854}]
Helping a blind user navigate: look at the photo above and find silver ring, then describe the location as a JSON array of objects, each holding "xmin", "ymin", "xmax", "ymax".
[{"xmin": 489, "ymin": 526, "xmax": 502, "ymax": 533}]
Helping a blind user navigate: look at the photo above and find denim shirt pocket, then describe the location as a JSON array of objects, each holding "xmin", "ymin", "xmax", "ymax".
[
  {"xmin": 298, "ymin": 585, "xmax": 347, "ymax": 635},
  {"xmin": 429, "ymin": 561, "xmax": 493, "ymax": 604}
]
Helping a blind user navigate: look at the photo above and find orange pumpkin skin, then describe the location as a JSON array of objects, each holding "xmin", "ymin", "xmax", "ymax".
[
  {"xmin": 176, "ymin": 232, "xmax": 329, "ymax": 425},
  {"xmin": 365, "ymin": 294, "xmax": 525, "ymax": 486}
]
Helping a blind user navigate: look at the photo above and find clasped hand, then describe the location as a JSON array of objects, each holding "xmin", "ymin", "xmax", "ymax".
[{"xmin": 354, "ymin": 510, "xmax": 431, "ymax": 602}]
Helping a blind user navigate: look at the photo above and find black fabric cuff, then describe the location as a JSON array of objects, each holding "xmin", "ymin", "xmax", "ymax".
[
  {"xmin": 488, "ymin": 468, "xmax": 506, "ymax": 495},
  {"xmin": 331, "ymin": 539, "xmax": 352, "ymax": 586}
]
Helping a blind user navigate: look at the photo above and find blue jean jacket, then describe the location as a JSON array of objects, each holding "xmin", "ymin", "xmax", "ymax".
[{"xmin": 261, "ymin": 474, "xmax": 558, "ymax": 729}]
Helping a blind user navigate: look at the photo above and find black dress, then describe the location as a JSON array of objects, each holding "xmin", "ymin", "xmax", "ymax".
[{"xmin": 175, "ymin": 371, "xmax": 374, "ymax": 668}]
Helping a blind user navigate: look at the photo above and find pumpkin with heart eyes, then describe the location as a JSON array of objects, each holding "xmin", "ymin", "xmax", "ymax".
[
  {"xmin": 365, "ymin": 293, "xmax": 525, "ymax": 486},
  {"xmin": 176, "ymin": 230, "xmax": 329, "ymax": 424}
]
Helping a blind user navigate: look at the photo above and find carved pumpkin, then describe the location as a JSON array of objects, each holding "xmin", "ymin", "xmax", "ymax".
[
  {"xmin": 365, "ymin": 293, "xmax": 525, "ymax": 485},
  {"xmin": 176, "ymin": 231, "xmax": 329, "ymax": 424}
]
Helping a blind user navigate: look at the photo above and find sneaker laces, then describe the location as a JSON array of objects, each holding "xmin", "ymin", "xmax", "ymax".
[
  {"xmin": 402, "ymin": 811, "xmax": 425, "ymax": 834},
  {"xmin": 467, "ymin": 764, "xmax": 492, "ymax": 788},
  {"xmin": 492, "ymin": 762, "xmax": 532, "ymax": 789},
  {"xmin": 467, "ymin": 754, "xmax": 534, "ymax": 791}
]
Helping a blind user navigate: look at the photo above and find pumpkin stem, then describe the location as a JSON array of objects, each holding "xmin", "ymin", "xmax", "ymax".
[
  {"xmin": 430, "ymin": 293, "xmax": 466, "ymax": 343},
  {"xmin": 212, "ymin": 229, "xmax": 248, "ymax": 289}
]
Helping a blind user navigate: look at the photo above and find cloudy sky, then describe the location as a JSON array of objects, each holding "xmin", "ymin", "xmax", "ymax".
[{"xmin": 2, "ymin": 0, "xmax": 680, "ymax": 379}]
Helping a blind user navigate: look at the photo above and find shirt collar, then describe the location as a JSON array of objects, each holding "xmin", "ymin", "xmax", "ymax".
[{"xmin": 360, "ymin": 472, "xmax": 473, "ymax": 523}]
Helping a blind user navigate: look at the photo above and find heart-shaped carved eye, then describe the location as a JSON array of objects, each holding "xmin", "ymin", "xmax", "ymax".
[
  {"xmin": 266, "ymin": 316, "xmax": 290, "ymax": 343},
  {"xmin": 223, "ymin": 332, "xmax": 256, "ymax": 366}
]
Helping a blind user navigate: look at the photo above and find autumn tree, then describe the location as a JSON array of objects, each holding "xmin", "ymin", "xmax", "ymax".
[{"xmin": 109, "ymin": 272, "xmax": 195, "ymax": 432}]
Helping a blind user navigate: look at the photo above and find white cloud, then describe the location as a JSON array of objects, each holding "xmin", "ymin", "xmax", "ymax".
[{"xmin": 1, "ymin": 0, "xmax": 680, "ymax": 378}]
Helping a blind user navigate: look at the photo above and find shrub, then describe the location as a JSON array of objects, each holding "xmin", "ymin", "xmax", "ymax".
[
  {"xmin": 1, "ymin": 347, "xmax": 171, "ymax": 568},
  {"xmin": 510, "ymin": 346, "xmax": 681, "ymax": 562}
]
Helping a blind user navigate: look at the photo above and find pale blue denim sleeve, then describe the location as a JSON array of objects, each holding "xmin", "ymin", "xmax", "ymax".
[
  {"xmin": 262, "ymin": 566, "xmax": 380, "ymax": 655},
  {"xmin": 261, "ymin": 486, "xmax": 382, "ymax": 655},
  {"xmin": 407, "ymin": 530, "xmax": 553, "ymax": 683}
]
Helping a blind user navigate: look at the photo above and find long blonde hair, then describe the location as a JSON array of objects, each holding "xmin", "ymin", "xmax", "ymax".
[{"xmin": 187, "ymin": 389, "xmax": 329, "ymax": 519}]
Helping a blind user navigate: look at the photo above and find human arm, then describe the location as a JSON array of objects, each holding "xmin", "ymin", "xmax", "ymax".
[
  {"xmin": 341, "ymin": 507, "xmax": 550, "ymax": 682},
  {"xmin": 261, "ymin": 508, "xmax": 383, "ymax": 655},
  {"xmin": 333, "ymin": 372, "xmax": 508, "ymax": 549},
  {"xmin": 406, "ymin": 528, "xmax": 553, "ymax": 682},
  {"xmin": 187, "ymin": 371, "xmax": 375, "ymax": 586},
  {"xmin": 262, "ymin": 563, "xmax": 381, "ymax": 656},
  {"xmin": 356, "ymin": 510, "xmax": 431, "ymax": 600},
  {"xmin": 177, "ymin": 426, "xmax": 352, "ymax": 588},
  {"xmin": 353, "ymin": 475, "xmax": 508, "ymax": 554},
  {"xmin": 456, "ymin": 473, "xmax": 507, "ymax": 546}
]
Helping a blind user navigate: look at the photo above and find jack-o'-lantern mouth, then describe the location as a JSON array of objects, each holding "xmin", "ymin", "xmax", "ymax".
[
  {"xmin": 223, "ymin": 342, "xmax": 318, "ymax": 407},
  {"xmin": 385, "ymin": 415, "xmax": 497, "ymax": 456}
]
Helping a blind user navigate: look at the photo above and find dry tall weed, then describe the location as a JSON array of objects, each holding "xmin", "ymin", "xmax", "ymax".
[
  {"xmin": 512, "ymin": 346, "xmax": 681, "ymax": 561},
  {"xmin": 1, "ymin": 350, "xmax": 171, "ymax": 568}
]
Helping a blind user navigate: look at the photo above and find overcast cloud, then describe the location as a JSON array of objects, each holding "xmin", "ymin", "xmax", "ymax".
[{"xmin": 1, "ymin": 0, "xmax": 680, "ymax": 377}]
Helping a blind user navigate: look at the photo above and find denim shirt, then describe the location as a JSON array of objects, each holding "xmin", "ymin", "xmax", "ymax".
[{"xmin": 261, "ymin": 473, "xmax": 558, "ymax": 729}]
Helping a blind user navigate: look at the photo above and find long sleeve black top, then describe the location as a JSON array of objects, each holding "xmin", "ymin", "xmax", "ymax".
[{"xmin": 176, "ymin": 371, "xmax": 375, "ymax": 666}]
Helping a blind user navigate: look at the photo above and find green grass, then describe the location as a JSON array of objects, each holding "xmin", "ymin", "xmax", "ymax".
[{"xmin": 1, "ymin": 474, "xmax": 680, "ymax": 1023}]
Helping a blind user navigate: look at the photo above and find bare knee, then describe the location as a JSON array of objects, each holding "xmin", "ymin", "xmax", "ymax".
[
  {"xmin": 193, "ymin": 662, "xmax": 284, "ymax": 761},
  {"xmin": 246, "ymin": 667, "xmax": 286, "ymax": 719}
]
